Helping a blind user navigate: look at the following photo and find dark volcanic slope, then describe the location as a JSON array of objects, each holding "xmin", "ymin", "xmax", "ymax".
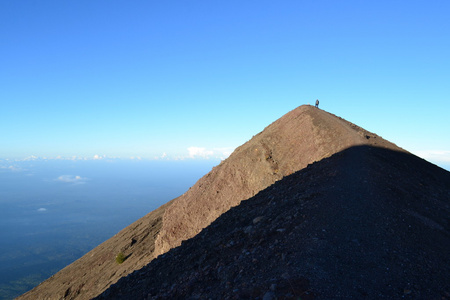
[{"xmin": 98, "ymin": 146, "xmax": 450, "ymax": 300}]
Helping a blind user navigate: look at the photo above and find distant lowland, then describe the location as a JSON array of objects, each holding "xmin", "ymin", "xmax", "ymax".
[{"xmin": 13, "ymin": 105, "xmax": 450, "ymax": 299}]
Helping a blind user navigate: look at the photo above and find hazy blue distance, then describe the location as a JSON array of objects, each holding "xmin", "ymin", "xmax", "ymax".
[{"xmin": 0, "ymin": 159, "xmax": 218, "ymax": 299}]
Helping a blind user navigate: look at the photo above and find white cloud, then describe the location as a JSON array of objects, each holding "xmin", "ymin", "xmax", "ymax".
[
  {"xmin": 11, "ymin": 155, "xmax": 111, "ymax": 161},
  {"xmin": 0, "ymin": 165, "xmax": 21, "ymax": 171},
  {"xmin": 154, "ymin": 152, "xmax": 168, "ymax": 160},
  {"xmin": 188, "ymin": 147, "xmax": 214, "ymax": 159},
  {"xmin": 187, "ymin": 146, "xmax": 235, "ymax": 160},
  {"xmin": 8, "ymin": 165, "xmax": 22, "ymax": 172},
  {"xmin": 214, "ymin": 147, "xmax": 235, "ymax": 160},
  {"xmin": 37, "ymin": 208, "xmax": 47, "ymax": 212},
  {"xmin": 56, "ymin": 175, "xmax": 87, "ymax": 184},
  {"xmin": 23, "ymin": 155, "xmax": 39, "ymax": 161},
  {"xmin": 414, "ymin": 150, "xmax": 450, "ymax": 164}
]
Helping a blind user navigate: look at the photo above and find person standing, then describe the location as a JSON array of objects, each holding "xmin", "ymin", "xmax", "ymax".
[{"xmin": 315, "ymin": 99, "xmax": 319, "ymax": 108}]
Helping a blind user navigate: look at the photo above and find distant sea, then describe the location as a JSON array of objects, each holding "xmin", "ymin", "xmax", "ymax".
[{"xmin": 0, "ymin": 159, "xmax": 219, "ymax": 300}]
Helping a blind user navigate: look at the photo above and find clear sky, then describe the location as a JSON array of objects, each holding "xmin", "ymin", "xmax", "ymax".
[{"xmin": 1, "ymin": 1, "xmax": 449, "ymax": 167}]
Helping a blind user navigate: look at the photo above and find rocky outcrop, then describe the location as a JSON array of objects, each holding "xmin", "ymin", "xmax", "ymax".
[{"xmin": 97, "ymin": 145, "xmax": 450, "ymax": 299}]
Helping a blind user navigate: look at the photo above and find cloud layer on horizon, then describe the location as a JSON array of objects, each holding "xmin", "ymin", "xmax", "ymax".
[
  {"xmin": 414, "ymin": 150, "xmax": 450, "ymax": 164},
  {"xmin": 187, "ymin": 147, "xmax": 234, "ymax": 160}
]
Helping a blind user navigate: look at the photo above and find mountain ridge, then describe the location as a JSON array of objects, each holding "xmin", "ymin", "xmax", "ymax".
[{"xmin": 19, "ymin": 105, "xmax": 446, "ymax": 300}]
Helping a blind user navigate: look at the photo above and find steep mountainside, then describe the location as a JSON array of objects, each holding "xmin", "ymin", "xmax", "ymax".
[
  {"xmin": 19, "ymin": 105, "xmax": 408, "ymax": 300},
  {"xmin": 97, "ymin": 145, "xmax": 450, "ymax": 299}
]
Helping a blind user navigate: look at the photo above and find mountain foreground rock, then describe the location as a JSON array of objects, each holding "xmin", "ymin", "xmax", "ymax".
[
  {"xmin": 18, "ymin": 105, "xmax": 450, "ymax": 299},
  {"xmin": 98, "ymin": 145, "xmax": 450, "ymax": 299}
]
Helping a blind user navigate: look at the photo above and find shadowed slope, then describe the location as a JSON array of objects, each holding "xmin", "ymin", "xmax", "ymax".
[
  {"xmin": 97, "ymin": 146, "xmax": 450, "ymax": 299},
  {"xmin": 18, "ymin": 105, "xmax": 405, "ymax": 300}
]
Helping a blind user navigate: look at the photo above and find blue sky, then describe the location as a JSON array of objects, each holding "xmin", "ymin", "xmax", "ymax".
[{"xmin": 1, "ymin": 1, "xmax": 449, "ymax": 167}]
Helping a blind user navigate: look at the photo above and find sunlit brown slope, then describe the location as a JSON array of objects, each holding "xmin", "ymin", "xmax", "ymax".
[{"xmin": 18, "ymin": 105, "xmax": 403, "ymax": 300}]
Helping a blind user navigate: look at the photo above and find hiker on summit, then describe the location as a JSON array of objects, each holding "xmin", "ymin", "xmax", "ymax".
[{"xmin": 315, "ymin": 99, "xmax": 319, "ymax": 108}]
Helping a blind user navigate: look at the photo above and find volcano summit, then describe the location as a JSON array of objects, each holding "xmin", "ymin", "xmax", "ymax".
[{"xmin": 19, "ymin": 105, "xmax": 450, "ymax": 299}]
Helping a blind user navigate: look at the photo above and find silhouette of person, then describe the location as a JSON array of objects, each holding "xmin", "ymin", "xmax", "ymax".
[{"xmin": 315, "ymin": 99, "xmax": 319, "ymax": 108}]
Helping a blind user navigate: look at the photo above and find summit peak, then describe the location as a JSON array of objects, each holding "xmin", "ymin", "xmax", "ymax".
[{"xmin": 154, "ymin": 105, "xmax": 403, "ymax": 254}]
